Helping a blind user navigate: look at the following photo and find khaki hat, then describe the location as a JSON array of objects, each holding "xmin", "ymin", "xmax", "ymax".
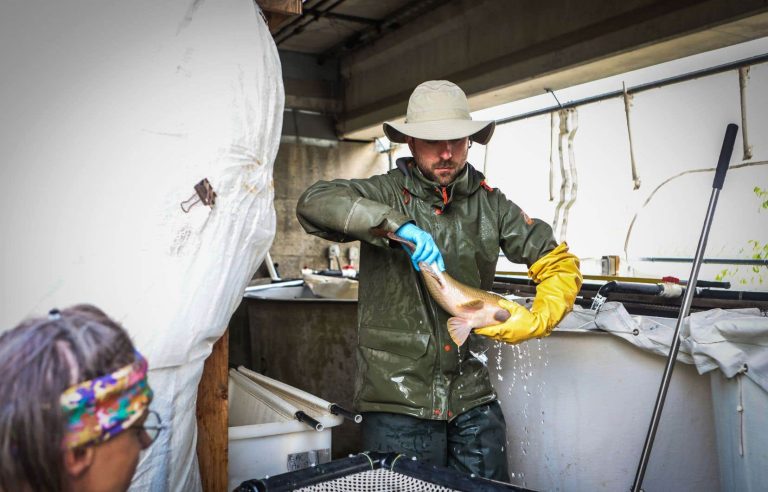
[{"xmin": 383, "ymin": 80, "xmax": 495, "ymax": 144}]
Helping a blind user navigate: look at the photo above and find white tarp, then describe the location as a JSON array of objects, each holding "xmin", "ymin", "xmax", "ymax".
[
  {"xmin": 0, "ymin": 1, "xmax": 283, "ymax": 490},
  {"xmin": 559, "ymin": 303, "xmax": 768, "ymax": 393}
]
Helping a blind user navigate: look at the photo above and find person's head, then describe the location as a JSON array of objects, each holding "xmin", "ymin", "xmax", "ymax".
[
  {"xmin": 0, "ymin": 305, "xmax": 157, "ymax": 492},
  {"xmin": 405, "ymin": 136, "xmax": 470, "ymax": 186},
  {"xmin": 383, "ymin": 80, "xmax": 495, "ymax": 186}
]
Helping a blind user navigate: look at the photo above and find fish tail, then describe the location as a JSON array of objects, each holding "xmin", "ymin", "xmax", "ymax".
[{"xmin": 447, "ymin": 317, "xmax": 473, "ymax": 347}]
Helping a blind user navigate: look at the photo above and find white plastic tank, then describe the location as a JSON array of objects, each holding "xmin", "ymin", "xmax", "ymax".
[
  {"xmin": 709, "ymin": 371, "xmax": 768, "ymax": 492},
  {"xmin": 490, "ymin": 329, "xmax": 720, "ymax": 491},
  {"xmin": 228, "ymin": 367, "xmax": 343, "ymax": 491}
]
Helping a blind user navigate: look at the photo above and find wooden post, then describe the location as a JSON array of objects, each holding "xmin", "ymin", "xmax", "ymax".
[
  {"xmin": 196, "ymin": 329, "xmax": 229, "ymax": 492},
  {"xmin": 256, "ymin": 0, "xmax": 302, "ymax": 31},
  {"xmin": 257, "ymin": 0, "xmax": 302, "ymax": 15}
]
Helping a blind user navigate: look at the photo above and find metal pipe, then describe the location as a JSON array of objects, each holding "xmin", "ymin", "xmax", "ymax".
[
  {"xmin": 265, "ymin": 252, "xmax": 281, "ymax": 281},
  {"xmin": 318, "ymin": 0, "xmax": 447, "ymax": 60},
  {"xmin": 271, "ymin": 0, "xmax": 335, "ymax": 40},
  {"xmin": 497, "ymin": 54, "xmax": 768, "ymax": 126},
  {"xmin": 631, "ymin": 123, "xmax": 738, "ymax": 492},
  {"xmin": 639, "ymin": 257, "xmax": 768, "ymax": 266},
  {"xmin": 275, "ymin": 0, "xmax": 347, "ymax": 46},
  {"xmin": 243, "ymin": 280, "xmax": 303, "ymax": 294},
  {"xmin": 303, "ymin": 8, "xmax": 379, "ymax": 25}
]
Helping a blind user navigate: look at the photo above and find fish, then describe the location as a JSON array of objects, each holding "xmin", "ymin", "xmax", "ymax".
[{"xmin": 384, "ymin": 231, "xmax": 511, "ymax": 346}]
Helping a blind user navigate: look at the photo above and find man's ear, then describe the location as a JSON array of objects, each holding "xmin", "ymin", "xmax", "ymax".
[
  {"xmin": 64, "ymin": 446, "xmax": 95, "ymax": 479},
  {"xmin": 406, "ymin": 136, "xmax": 415, "ymax": 155}
]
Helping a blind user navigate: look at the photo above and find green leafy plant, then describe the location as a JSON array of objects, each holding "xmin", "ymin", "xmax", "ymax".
[
  {"xmin": 715, "ymin": 187, "xmax": 767, "ymax": 286},
  {"xmin": 755, "ymin": 186, "xmax": 768, "ymax": 211}
]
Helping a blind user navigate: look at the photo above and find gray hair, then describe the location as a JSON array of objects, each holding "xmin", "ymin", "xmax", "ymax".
[{"xmin": 0, "ymin": 305, "xmax": 136, "ymax": 491}]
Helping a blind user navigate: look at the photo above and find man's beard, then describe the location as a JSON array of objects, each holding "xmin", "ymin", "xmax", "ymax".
[{"xmin": 427, "ymin": 161, "xmax": 461, "ymax": 184}]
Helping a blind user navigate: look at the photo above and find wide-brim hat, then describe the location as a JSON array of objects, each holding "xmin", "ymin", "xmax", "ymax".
[{"xmin": 383, "ymin": 80, "xmax": 495, "ymax": 144}]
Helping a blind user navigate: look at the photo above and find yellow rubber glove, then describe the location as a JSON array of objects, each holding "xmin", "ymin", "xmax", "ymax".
[{"xmin": 474, "ymin": 243, "xmax": 582, "ymax": 344}]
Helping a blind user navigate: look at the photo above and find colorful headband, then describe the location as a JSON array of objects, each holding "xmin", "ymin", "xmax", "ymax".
[{"xmin": 60, "ymin": 351, "xmax": 153, "ymax": 449}]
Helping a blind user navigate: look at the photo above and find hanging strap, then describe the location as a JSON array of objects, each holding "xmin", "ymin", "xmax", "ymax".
[
  {"xmin": 552, "ymin": 109, "xmax": 570, "ymax": 238},
  {"xmin": 560, "ymin": 108, "xmax": 579, "ymax": 242},
  {"xmin": 623, "ymin": 82, "xmax": 642, "ymax": 190},
  {"xmin": 548, "ymin": 112, "xmax": 556, "ymax": 201},
  {"xmin": 738, "ymin": 67, "xmax": 753, "ymax": 160}
]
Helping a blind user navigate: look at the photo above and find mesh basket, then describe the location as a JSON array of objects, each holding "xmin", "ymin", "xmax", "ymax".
[
  {"xmin": 235, "ymin": 452, "xmax": 534, "ymax": 492},
  {"xmin": 296, "ymin": 468, "xmax": 457, "ymax": 492}
]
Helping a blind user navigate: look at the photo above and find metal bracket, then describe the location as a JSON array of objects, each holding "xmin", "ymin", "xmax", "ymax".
[
  {"xmin": 287, "ymin": 448, "xmax": 331, "ymax": 471},
  {"xmin": 180, "ymin": 178, "xmax": 217, "ymax": 213}
]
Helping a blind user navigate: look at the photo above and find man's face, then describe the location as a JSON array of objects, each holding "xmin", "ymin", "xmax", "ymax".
[{"xmin": 407, "ymin": 137, "xmax": 469, "ymax": 186}]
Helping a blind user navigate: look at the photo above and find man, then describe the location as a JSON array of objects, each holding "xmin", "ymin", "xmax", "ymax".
[{"xmin": 296, "ymin": 80, "xmax": 582, "ymax": 481}]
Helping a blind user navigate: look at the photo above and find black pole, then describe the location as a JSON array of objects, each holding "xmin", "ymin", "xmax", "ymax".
[
  {"xmin": 631, "ymin": 124, "xmax": 738, "ymax": 491},
  {"xmin": 295, "ymin": 411, "xmax": 324, "ymax": 431},
  {"xmin": 329, "ymin": 403, "xmax": 363, "ymax": 423}
]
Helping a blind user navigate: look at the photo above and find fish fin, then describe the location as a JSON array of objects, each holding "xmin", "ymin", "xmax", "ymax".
[
  {"xmin": 382, "ymin": 231, "xmax": 416, "ymax": 252},
  {"xmin": 494, "ymin": 308, "xmax": 511, "ymax": 322},
  {"xmin": 419, "ymin": 263, "xmax": 445, "ymax": 287},
  {"xmin": 447, "ymin": 317, "xmax": 472, "ymax": 347},
  {"xmin": 457, "ymin": 299, "xmax": 484, "ymax": 312}
]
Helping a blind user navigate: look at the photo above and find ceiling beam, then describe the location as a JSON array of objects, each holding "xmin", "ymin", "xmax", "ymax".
[
  {"xmin": 257, "ymin": 0, "xmax": 302, "ymax": 15},
  {"xmin": 320, "ymin": 0, "xmax": 445, "ymax": 62},
  {"xmin": 274, "ymin": 0, "xmax": 347, "ymax": 45},
  {"xmin": 303, "ymin": 8, "xmax": 379, "ymax": 26},
  {"xmin": 337, "ymin": 0, "xmax": 768, "ymax": 140}
]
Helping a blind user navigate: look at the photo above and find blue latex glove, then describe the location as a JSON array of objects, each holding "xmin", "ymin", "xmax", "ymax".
[{"xmin": 395, "ymin": 223, "xmax": 445, "ymax": 272}]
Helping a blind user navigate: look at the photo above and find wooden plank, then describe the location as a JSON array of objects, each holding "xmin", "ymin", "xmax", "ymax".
[
  {"xmin": 257, "ymin": 0, "xmax": 302, "ymax": 15},
  {"xmin": 265, "ymin": 11, "xmax": 293, "ymax": 32},
  {"xmin": 196, "ymin": 329, "xmax": 229, "ymax": 492}
]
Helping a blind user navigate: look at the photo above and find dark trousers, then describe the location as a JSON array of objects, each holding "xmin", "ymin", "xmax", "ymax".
[{"xmin": 361, "ymin": 401, "xmax": 510, "ymax": 482}]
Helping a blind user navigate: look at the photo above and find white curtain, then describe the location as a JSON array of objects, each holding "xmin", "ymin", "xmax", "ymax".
[{"xmin": 0, "ymin": 1, "xmax": 283, "ymax": 489}]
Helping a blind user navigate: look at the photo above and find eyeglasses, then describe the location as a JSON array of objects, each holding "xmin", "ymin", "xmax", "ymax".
[{"xmin": 136, "ymin": 410, "xmax": 166, "ymax": 449}]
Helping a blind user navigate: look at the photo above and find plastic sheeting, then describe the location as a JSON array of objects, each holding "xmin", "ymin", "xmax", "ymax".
[
  {"xmin": 560, "ymin": 303, "xmax": 768, "ymax": 393},
  {"xmin": 0, "ymin": 1, "xmax": 283, "ymax": 490}
]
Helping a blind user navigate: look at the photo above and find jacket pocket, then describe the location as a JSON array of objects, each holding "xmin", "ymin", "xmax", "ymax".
[{"xmin": 359, "ymin": 325, "xmax": 431, "ymax": 360}]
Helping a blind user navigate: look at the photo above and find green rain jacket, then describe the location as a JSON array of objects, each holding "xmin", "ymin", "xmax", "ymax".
[{"xmin": 296, "ymin": 158, "xmax": 558, "ymax": 421}]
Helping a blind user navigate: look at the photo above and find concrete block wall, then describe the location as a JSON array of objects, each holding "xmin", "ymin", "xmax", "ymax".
[{"xmin": 269, "ymin": 140, "xmax": 389, "ymax": 278}]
